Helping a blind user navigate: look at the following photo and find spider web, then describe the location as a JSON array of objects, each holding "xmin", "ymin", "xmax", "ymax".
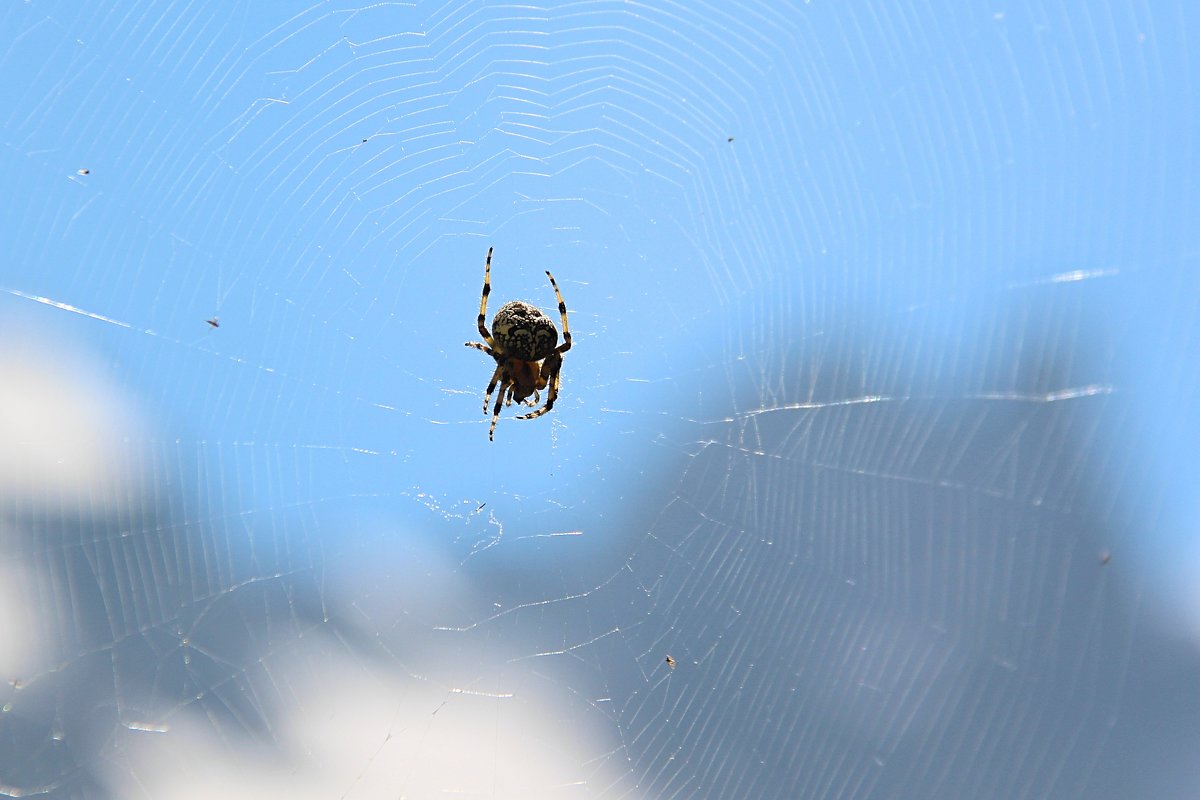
[{"xmin": 2, "ymin": 2, "xmax": 1198, "ymax": 798}]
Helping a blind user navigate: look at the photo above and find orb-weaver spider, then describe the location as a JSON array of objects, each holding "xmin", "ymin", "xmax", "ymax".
[{"xmin": 464, "ymin": 247, "xmax": 572, "ymax": 441}]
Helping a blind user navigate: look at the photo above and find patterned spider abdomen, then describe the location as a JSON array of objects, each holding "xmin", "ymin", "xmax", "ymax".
[{"xmin": 492, "ymin": 300, "xmax": 558, "ymax": 361}]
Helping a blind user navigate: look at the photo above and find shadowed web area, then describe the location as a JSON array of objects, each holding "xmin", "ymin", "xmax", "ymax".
[{"xmin": 1, "ymin": 2, "xmax": 1198, "ymax": 798}]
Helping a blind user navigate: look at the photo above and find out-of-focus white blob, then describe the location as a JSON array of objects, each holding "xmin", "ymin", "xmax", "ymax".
[
  {"xmin": 110, "ymin": 519, "xmax": 635, "ymax": 799},
  {"xmin": 113, "ymin": 627, "xmax": 633, "ymax": 799},
  {"xmin": 0, "ymin": 326, "xmax": 148, "ymax": 684},
  {"xmin": 0, "ymin": 330, "xmax": 146, "ymax": 513}
]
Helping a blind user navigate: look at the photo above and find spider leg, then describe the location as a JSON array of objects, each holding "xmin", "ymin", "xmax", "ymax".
[
  {"xmin": 514, "ymin": 272, "xmax": 567, "ymax": 422},
  {"xmin": 516, "ymin": 354, "xmax": 561, "ymax": 421},
  {"xmin": 489, "ymin": 374, "xmax": 510, "ymax": 441},
  {"xmin": 480, "ymin": 363, "xmax": 504, "ymax": 413},
  {"xmin": 544, "ymin": 269, "xmax": 572, "ymax": 356},
  {"xmin": 506, "ymin": 386, "xmax": 537, "ymax": 407},
  {"xmin": 465, "ymin": 341, "xmax": 498, "ymax": 358},
  {"xmin": 477, "ymin": 247, "xmax": 495, "ymax": 345}
]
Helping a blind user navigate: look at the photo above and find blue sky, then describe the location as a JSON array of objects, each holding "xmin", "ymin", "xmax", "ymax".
[{"xmin": 1, "ymin": 2, "xmax": 1198, "ymax": 797}]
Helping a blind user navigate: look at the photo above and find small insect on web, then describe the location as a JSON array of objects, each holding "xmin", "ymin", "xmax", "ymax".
[{"xmin": 464, "ymin": 247, "xmax": 572, "ymax": 441}]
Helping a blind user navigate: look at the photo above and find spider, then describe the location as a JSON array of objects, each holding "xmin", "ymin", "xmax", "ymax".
[{"xmin": 465, "ymin": 247, "xmax": 572, "ymax": 441}]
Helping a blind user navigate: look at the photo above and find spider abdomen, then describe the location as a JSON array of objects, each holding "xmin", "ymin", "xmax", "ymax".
[{"xmin": 492, "ymin": 300, "xmax": 558, "ymax": 361}]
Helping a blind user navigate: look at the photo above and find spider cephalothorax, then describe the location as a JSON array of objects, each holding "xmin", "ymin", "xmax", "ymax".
[{"xmin": 465, "ymin": 247, "xmax": 572, "ymax": 440}]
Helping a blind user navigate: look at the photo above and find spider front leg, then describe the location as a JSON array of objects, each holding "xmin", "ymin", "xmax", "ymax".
[
  {"xmin": 545, "ymin": 269, "xmax": 572, "ymax": 357},
  {"xmin": 476, "ymin": 246, "xmax": 495, "ymax": 345}
]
